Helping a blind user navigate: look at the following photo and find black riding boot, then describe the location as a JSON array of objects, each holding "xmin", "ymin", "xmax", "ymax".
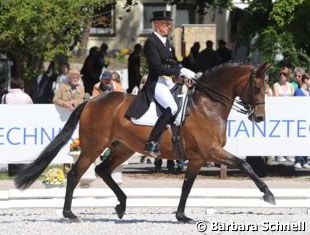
[{"xmin": 145, "ymin": 107, "xmax": 174, "ymax": 156}]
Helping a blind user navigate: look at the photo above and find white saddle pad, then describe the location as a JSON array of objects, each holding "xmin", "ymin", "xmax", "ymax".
[{"xmin": 131, "ymin": 93, "xmax": 187, "ymax": 126}]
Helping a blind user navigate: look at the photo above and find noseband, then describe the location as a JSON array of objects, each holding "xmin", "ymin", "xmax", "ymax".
[
  {"xmin": 236, "ymin": 67, "xmax": 265, "ymax": 116},
  {"xmin": 194, "ymin": 67, "xmax": 265, "ymax": 116}
]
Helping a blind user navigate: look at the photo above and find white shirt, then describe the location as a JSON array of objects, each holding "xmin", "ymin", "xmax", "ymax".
[
  {"xmin": 1, "ymin": 89, "xmax": 33, "ymax": 104},
  {"xmin": 154, "ymin": 32, "xmax": 167, "ymax": 46}
]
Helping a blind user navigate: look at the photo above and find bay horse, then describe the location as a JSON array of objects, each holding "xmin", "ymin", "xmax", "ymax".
[{"xmin": 15, "ymin": 62, "xmax": 275, "ymax": 223}]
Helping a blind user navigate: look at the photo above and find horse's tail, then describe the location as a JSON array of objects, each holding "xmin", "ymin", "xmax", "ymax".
[{"xmin": 14, "ymin": 101, "xmax": 88, "ymax": 190}]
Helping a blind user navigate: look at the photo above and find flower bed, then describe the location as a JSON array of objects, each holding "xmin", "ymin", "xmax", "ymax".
[{"xmin": 42, "ymin": 167, "xmax": 65, "ymax": 186}]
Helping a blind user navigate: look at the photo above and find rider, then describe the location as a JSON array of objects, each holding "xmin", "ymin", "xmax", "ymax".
[{"xmin": 125, "ymin": 11, "xmax": 196, "ymax": 156}]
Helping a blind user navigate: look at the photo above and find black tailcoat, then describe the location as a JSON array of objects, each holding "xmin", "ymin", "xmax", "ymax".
[{"xmin": 125, "ymin": 33, "xmax": 180, "ymax": 119}]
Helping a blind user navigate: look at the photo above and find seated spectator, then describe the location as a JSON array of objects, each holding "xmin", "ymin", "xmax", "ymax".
[
  {"xmin": 111, "ymin": 72, "xmax": 124, "ymax": 92},
  {"xmin": 53, "ymin": 69, "xmax": 85, "ymax": 111},
  {"xmin": 53, "ymin": 62, "xmax": 70, "ymax": 92},
  {"xmin": 294, "ymin": 73, "xmax": 310, "ymax": 96},
  {"xmin": 1, "ymin": 79, "xmax": 33, "ymax": 104},
  {"xmin": 293, "ymin": 73, "xmax": 310, "ymax": 169},
  {"xmin": 92, "ymin": 71, "xmax": 114, "ymax": 97},
  {"xmin": 265, "ymin": 83, "xmax": 274, "ymax": 97},
  {"xmin": 273, "ymin": 67, "xmax": 295, "ymax": 162},
  {"xmin": 273, "ymin": 67, "xmax": 295, "ymax": 97},
  {"xmin": 291, "ymin": 67, "xmax": 305, "ymax": 90}
]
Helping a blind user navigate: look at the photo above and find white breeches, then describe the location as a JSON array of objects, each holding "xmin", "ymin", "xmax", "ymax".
[{"xmin": 154, "ymin": 77, "xmax": 178, "ymax": 115}]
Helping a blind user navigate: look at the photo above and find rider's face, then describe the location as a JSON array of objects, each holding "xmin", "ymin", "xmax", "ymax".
[{"xmin": 154, "ymin": 20, "xmax": 172, "ymax": 36}]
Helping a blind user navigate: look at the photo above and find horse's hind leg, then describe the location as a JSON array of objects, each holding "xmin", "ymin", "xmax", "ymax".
[
  {"xmin": 212, "ymin": 147, "xmax": 276, "ymax": 204},
  {"xmin": 176, "ymin": 157, "xmax": 204, "ymax": 224},
  {"xmin": 95, "ymin": 142, "xmax": 134, "ymax": 219},
  {"xmin": 63, "ymin": 151, "xmax": 98, "ymax": 221}
]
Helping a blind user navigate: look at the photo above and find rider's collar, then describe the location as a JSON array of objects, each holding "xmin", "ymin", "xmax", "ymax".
[{"xmin": 154, "ymin": 31, "xmax": 167, "ymax": 46}]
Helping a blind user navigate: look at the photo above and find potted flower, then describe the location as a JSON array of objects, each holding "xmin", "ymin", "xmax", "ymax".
[
  {"xmin": 69, "ymin": 138, "xmax": 80, "ymax": 152},
  {"xmin": 68, "ymin": 138, "xmax": 96, "ymax": 187},
  {"xmin": 42, "ymin": 167, "xmax": 65, "ymax": 188}
]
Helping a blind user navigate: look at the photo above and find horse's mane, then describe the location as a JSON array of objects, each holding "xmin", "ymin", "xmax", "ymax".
[
  {"xmin": 194, "ymin": 61, "xmax": 253, "ymax": 109},
  {"xmin": 199, "ymin": 61, "xmax": 253, "ymax": 83}
]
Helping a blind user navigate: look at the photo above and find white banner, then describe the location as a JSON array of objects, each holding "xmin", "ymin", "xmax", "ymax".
[
  {"xmin": 0, "ymin": 105, "xmax": 79, "ymax": 164},
  {"xmin": 0, "ymin": 97, "xmax": 309, "ymax": 164}
]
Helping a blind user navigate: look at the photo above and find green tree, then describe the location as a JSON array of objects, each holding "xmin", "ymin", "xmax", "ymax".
[
  {"xmin": 235, "ymin": 0, "xmax": 309, "ymax": 80},
  {"xmin": 0, "ymin": 0, "xmax": 114, "ymax": 81}
]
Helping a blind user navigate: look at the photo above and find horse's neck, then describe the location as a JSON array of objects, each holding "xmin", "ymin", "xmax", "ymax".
[{"xmin": 192, "ymin": 91, "xmax": 232, "ymax": 121}]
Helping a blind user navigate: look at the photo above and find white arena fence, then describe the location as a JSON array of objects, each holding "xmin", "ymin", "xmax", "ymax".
[
  {"xmin": 0, "ymin": 97, "xmax": 309, "ymax": 164},
  {"xmin": 0, "ymin": 188, "xmax": 309, "ymax": 211}
]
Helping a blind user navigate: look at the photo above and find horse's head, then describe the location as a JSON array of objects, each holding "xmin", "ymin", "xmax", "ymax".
[{"xmin": 239, "ymin": 63, "xmax": 271, "ymax": 122}]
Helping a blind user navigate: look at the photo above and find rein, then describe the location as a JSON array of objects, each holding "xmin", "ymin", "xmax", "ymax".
[{"xmin": 193, "ymin": 67, "xmax": 261, "ymax": 116}]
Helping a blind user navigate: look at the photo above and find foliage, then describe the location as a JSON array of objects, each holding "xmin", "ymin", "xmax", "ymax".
[
  {"xmin": 168, "ymin": 0, "xmax": 233, "ymax": 15},
  {"xmin": 0, "ymin": 0, "xmax": 114, "ymax": 80},
  {"xmin": 236, "ymin": 0, "xmax": 309, "ymax": 76},
  {"xmin": 42, "ymin": 167, "xmax": 65, "ymax": 185},
  {"xmin": 167, "ymin": 1, "xmax": 310, "ymax": 74}
]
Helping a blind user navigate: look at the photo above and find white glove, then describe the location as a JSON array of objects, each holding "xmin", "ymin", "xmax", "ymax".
[{"xmin": 180, "ymin": 68, "xmax": 196, "ymax": 80}]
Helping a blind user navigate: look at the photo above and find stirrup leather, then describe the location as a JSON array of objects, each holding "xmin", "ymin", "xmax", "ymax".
[{"xmin": 145, "ymin": 141, "xmax": 161, "ymax": 156}]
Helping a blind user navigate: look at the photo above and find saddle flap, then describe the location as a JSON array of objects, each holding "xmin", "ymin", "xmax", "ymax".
[{"xmin": 131, "ymin": 84, "xmax": 189, "ymax": 127}]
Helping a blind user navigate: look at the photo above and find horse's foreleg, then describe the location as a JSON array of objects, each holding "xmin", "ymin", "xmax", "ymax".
[
  {"xmin": 176, "ymin": 158, "xmax": 204, "ymax": 224},
  {"xmin": 95, "ymin": 143, "xmax": 134, "ymax": 219},
  {"xmin": 212, "ymin": 148, "xmax": 276, "ymax": 205}
]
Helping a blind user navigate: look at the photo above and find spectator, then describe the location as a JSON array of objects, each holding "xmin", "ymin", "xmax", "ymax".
[
  {"xmin": 53, "ymin": 62, "xmax": 70, "ymax": 92},
  {"xmin": 293, "ymin": 73, "xmax": 310, "ymax": 169},
  {"xmin": 1, "ymin": 79, "xmax": 33, "ymax": 104},
  {"xmin": 112, "ymin": 71, "xmax": 124, "ymax": 92},
  {"xmin": 265, "ymin": 75, "xmax": 274, "ymax": 97},
  {"xmin": 154, "ymin": 158, "xmax": 184, "ymax": 174},
  {"xmin": 53, "ymin": 69, "xmax": 85, "ymax": 111},
  {"xmin": 32, "ymin": 61, "xmax": 56, "ymax": 104},
  {"xmin": 273, "ymin": 67, "xmax": 295, "ymax": 162},
  {"xmin": 1, "ymin": 78, "xmax": 33, "ymax": 176},
  {"xmin": 127, "ymin": 44, "xmax": 142, "ymax": 94},
  {"xmin": 197, "ymin": 40, "xmax": 219, "ymax": 72},
  {"xmin": 292, "ymin": 67, "xmax": 305, "ymax": 90},
  {"xmin": 92, "ymin": 71, "xmax": 114, "ymax": 97},
  {"xmin": 273, "ymin": 67, "xmax": 295, "ymax": 97},
  {"xmin": 98, "ymin": 43, "xmax": 110, "ymax": 70},
  {"xmin": 216, "ymin": 39, "xmax": 232, "ymax": 64},
  {"xmin": 182, "ymin": 41, "xmax": 200, "ymax": 72},
  {"xmin": 80, "ymin": 47, "xmax": 101, "ymax": 95},
  {"xmin": 265, "ymin": 83, "xmax": 274, "ymax": 97}
]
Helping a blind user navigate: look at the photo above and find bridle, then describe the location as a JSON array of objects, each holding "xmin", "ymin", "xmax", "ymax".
[{"xmin": 194, "ymin": 67, "xmax": 265, "ymax": 117}]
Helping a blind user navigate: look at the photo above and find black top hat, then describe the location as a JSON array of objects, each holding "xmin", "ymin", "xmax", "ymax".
[{"xmin": 150, "ymin": 11, "xmax": 173, "ymax": 22}]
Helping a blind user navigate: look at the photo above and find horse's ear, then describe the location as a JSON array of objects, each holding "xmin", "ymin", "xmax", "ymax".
[{"xmin": 257, "ymin": 62, "xmax": 272, "ymax": 75}]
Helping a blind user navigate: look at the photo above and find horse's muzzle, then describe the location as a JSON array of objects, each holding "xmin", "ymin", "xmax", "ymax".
[{"xmin": 255, "ymin": 115, "xmax": 265, "ymax": 122}]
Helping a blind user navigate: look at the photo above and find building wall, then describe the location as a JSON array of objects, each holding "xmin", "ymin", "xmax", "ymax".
[{"xmin": 87, "ymin": 1, "xmax": 232, "ymax": 56}]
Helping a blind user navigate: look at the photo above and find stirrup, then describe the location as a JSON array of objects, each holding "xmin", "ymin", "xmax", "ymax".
[{"xmin": 145, "ymin": 141, "xmax": 161, "ymax": 156}]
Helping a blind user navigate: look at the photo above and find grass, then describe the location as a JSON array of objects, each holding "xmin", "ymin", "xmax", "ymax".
[
  {"xmin": 0, "ymin": 164, "xmax": 66, "ymax": 181},
  {"xmin": 0, "ymin": 172, "xmax": 12, "ymax": 180}
]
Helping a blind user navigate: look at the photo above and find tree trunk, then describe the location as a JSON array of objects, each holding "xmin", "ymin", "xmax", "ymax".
[{"xmin": 77, "ymin": 21, "xmax": 91, "ymax": 62}]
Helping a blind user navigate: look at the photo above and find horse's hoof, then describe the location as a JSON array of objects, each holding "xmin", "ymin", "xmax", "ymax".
[
  {"xmin": 63, "ymin": 210, "xmax": 79, "ymax": 221},
  {"xmin": 115, "ymin": 204, "xmax": 125, "ymax": 219},
  {"xmin": 176, "ymin": 212, "xmax": 195, "ymax": 224},
  {"xmin": 263, "ymin": 193, "xmax": 276, "ymax": 205}
]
